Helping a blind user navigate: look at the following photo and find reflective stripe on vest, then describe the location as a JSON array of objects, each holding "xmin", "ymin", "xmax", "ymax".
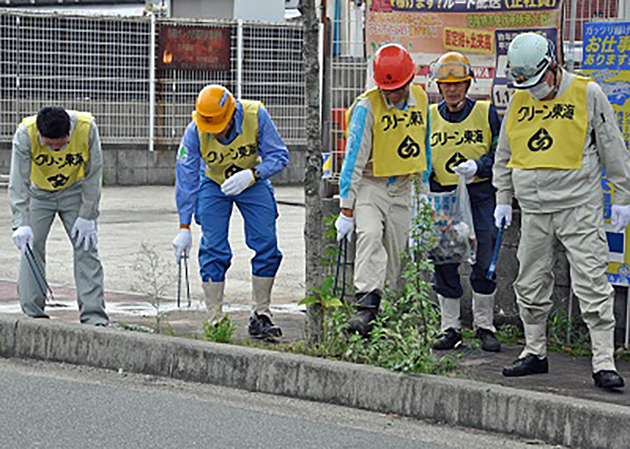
[
  {"xmin": 430, "ymin": 101, "xmax": 492, "ymax": 186},
  {"xmin": 363, "ymin": 86, "xmax": 428, "ymax": 177},
  {"xmin": 200, "ymin": 100, "xmax": 260, "ymax": 185},
  {"xmin": 507, "ymin": 76, "xmax": 589, "ymax": 170},
  {"xmin": 26, "ymin": 111, "xmax": 91, "ymax": 191}
]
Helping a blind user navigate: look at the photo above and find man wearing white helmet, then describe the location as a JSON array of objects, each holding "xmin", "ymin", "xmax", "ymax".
[
  {"xmin": 494, "ymin": 32, "xmax": 630, "ymax": 389},
  {"xmin": 336, "ymin": 43, "xmax": 431, "ymax": 337}
]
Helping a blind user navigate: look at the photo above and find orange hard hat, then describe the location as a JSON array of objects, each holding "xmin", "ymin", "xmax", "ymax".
[
  {"xmin": 431, "ymin": 52, "xmax": 474, "ymax": 83},
  {"xmin": 193, "ymin": 85, "xmax": 236, "ymax": 134},
  {"xmin": 373, "ymin": 44, "xmax": 416, "ymax": 90}
]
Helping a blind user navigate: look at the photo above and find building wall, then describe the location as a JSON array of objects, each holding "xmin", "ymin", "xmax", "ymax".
[
  {"xmin": 171, "ymin": 0, "xmax": 234, "ymax": 20},
  {"xmin": 0, "ymin": 145, "xmax": 305, "ymax": 186}
]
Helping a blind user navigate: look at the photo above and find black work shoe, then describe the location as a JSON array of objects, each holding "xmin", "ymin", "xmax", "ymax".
[
  {"xmin": 346, "ymin": 291, "xmax": 381, "ymax": 338},
  {"xmin": 502, "ymin": 354, "xmax": 548, "ymax": 377},
  {"xmin": 593, "ymin": 370, "xmax": 625, "ymax": 390},
  {"xmin": 433, "ymin": 328, "xmax": 462, "ymax": 350},
  {"xmin": 475, "ymin": 328, "xmax": 501, "ymax": 352},
  {"xmin": 248, "ymin": 313, "xmax": 282, "ymax": 340}
]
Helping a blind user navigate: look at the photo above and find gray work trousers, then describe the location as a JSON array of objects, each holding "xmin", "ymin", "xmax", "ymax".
[
  {"xmin": 18, "ymin": 188, "xmax": 108, "ymax": 325},
  {"xmin": 515, "ymin": 203, "xmax": 616, "ymax": 372},
  {"xmin": 354, "ymin": 176, "xmax": 411, "ymax": 294}
]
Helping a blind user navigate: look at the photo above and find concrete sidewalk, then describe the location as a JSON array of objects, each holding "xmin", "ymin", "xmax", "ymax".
[{"xmin": 2, "ymin": 185, "xmax": 630, "ymax": 448}]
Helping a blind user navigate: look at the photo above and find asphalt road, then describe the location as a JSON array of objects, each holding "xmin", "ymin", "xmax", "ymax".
[{"xmin": 0, "ymin": 358, "xmax": 563, "ymax": 449}]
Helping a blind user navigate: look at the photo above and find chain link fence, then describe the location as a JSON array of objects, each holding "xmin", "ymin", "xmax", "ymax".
[{"xmin": 0, "ymin": 10, "xmax": 305, "ymax": 146}]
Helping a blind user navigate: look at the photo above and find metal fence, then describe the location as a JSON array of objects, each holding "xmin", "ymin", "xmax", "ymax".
[{"xmin": 0, "ymin": 10, "xmax": 306, "ymax": 146}]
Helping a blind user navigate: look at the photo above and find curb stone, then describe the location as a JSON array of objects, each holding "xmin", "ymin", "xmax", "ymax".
[{"xmin": 1, "ymin": 316, "xmax": 629, "ymax": 449}]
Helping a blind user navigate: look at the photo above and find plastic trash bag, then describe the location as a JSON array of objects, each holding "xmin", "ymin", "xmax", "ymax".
[{"xmin": 427, "ymin": 177, "xmax": 477, "ymax": 265}]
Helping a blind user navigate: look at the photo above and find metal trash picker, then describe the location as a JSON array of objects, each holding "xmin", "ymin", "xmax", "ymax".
[
  {"xmin": 487, "ymin": 218, "xmax": 505, "ymax": 280},
  {"xmin": 177, "ymin": 253, "xmax": 191, "ymax": 307},
  {"xmin": 24, "ymin": 244, "xmax": 59, "ymax": 306}
]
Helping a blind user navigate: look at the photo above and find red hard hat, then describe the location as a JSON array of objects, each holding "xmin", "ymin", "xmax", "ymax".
[{"xmin": 373, "ymin": 44, "xmax": 416, "ymax": 90}]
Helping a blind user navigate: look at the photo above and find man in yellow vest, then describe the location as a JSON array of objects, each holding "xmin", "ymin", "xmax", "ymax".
[
  {"xmin": 494, "ymin": 32, "xmax": 630, "ymax": 389},
  {"xmin": 9, "ymin": 106, "xmax": 109, "ymax": 326},
  {"xmin": 429, "ymin": 52, "xmax": 502, "ymax": 352},
  {"xmin": 336, "ymin": 44, "xmax": 431, "ymax": 336},
  {"xmin": 172, "ymin": 85, "xmax": 289, "ymax": 340}
]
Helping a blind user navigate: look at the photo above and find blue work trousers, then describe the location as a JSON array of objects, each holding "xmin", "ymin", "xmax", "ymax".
[
  {"xmin": 433, "ymin": 193, "xmax": 497, "ymax": 298},
  {"xmin": 196, "ymin": 178, "xmax": 283, "ymax": 283}
]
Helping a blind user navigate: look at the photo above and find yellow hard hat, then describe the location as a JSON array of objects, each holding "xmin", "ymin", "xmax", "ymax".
[
  {"xmin": 192, "ymin": 85, "xmax": 236, "ymax": 134},
  {"xmin": 431, "ymin": 52, "xmax": 474, "ymax": 83}
]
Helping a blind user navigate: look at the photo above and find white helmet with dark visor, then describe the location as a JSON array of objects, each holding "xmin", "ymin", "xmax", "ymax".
[{"xmin": 506, "ymin": 32, "xmax": 555, "ymax": 89}]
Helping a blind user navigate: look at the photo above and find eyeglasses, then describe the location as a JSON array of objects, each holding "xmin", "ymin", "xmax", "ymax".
[{"xmin": 505, "ymin": 63, "xmax": 548, "ymax": 84}]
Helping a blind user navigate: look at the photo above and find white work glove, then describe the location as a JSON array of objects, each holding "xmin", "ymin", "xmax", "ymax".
[
  {"xmin": 453, "ymin": 160, "xmax": 477, "ymax": 184},
  {"xmin": 335, "ymin": 213, "xmax": 354, "ymax": 242},
  {"xmin": 611, "ymin": 205, "xmax": 630, "ymax": 232},
  {"xmin": 221, "ymin": 170, "xmax": 255, "ymax": 196},
  {"xmin": 494, "ymin": 204, "xmax": 513, "ymax": 229},
  {"xmin": 71, "ymin": 217, "xmax": 98, "ymax": 251},
  {"xmin": 172, "ymin": 229, "xmax": 192, "ymax": 261},
  {"xmin": 12, "ymin": 226, "xmax": 34, "ymax": 253}
]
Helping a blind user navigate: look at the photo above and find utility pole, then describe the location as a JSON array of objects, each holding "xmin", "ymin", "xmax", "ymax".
[{"xmin": 301, "ymin": 0, "xmax": 324, "ymax": 345}]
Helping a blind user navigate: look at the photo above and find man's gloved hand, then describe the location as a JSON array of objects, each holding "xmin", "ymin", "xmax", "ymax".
[
  {"xmin": 71, "ymin": 217, "xmax": 98, "ymax": 251},
  {"xmin": 221, "ymin": 170, "xmax": 255, "ymax": 196},
  {"xmin": 611, "ymin": 205, "xmax": 630, "ymax": 232},
  {"xmin": 494, "ymin": 204, "xmax": 513, "ymax": 229},
  {"xmin": 453, "ymin": 160, "xmax": 477, "ymax": 184},
  {"xmin": 12, "ymin": 226, "xmax": 34, "ymax": 253},
  {"xmin": 335, "ymin": 213, "xmax": 354, "ymax": 242},
  {"xmin": 172, "ymin": 229, "xmax": 192, "ymax": 261}
]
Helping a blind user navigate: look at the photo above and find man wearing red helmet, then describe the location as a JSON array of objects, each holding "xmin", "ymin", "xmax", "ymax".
[{"xmin": 336, "ymin": 43, "xmax": 431, "ymax": 336}]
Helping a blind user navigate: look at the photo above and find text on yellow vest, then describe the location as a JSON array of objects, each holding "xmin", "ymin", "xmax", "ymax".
[
  {"xmin": 507, "ymin": 76, "xmax": 589, "ymax": 170},
  {"xmin": 358, "ymin": 85, "xmax": 428, "ymax": 177},
  {"xmin": 26, "ymin": 111, "xmax": 92, "ymax": 191},
  {"xmin": 199, "ymin": 100, "xmax": 261, "ymax": 185},
  {"xmin": 430, "ymin": 101, "xmax": 492, "ymax": 186}
]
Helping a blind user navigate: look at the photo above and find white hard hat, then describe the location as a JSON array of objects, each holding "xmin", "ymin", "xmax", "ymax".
[{"xmin": 506, "ymin": 32, "xmax": 555, "ymax": 89}]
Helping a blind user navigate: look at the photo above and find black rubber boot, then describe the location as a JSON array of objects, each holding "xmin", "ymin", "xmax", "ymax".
[
  {"xmin": 475, "ymin": 328, "xmax": 501, "ymax": 352},
  {"xmin": 248, "ymin": 313, "xmax": 282, "ymax": 340},
  {"xmin": 346, "ymin": 291, "xmax": 381, "ymax": 338},
  {"xmin": 433, "ymin": 328, "xmax": 462, "ymax": 350}
]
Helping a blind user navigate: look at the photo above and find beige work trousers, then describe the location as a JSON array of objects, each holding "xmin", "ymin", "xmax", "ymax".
[
  {"xmin": 18, "ymin": 187, "xmax": 108, "ymax": 325},
  {"xmin": 515, "ymin": 202, "xmax": 616, "ymax": 372},
  {"xmin": 354, "ymin": 176, "xmax": 411, "ymax": 294}
]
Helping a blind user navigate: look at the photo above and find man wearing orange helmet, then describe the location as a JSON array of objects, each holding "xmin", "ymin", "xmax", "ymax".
[
  {"xmin": 172, "ymin": 84, "xmax": 289, "ymax": 340},
  {"xmin": 428, "ymin": 51, "xmax": 502, "ymax": 352},
  {"xmin": 336, "ymin": 43, "xmax": 431, "ymax": 337}
]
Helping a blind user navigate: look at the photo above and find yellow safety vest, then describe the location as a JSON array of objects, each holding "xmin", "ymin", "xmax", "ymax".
[
  {"xmin": 358, "ymin": 86, "xmax": 428, "ymax": 177},
  {"xmin": 26, "ymin": 112, "xmax": 91, "ymax": 191},
  {"xmin": 199, "ymin": 100, "xmax": 261, "ymax": 185},
  {"xmin": 430, "ymin": 101, "xmax": 492, "ymax": 186},
  {"xmin": 507, "ymin": 76, "xmax": 589, "ymax": 170}
]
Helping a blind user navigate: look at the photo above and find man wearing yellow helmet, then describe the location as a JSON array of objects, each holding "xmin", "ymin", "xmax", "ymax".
[
  {"xmin": 428, "ymin": 51, "xmax": 502, "ymax": 352},
  {"xmin": 172, "ymin": 84, "xmax": 289, "ymax": 340}
]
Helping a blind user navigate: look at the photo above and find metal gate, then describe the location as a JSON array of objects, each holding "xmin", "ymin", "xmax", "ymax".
[{"xmin": 0, "ymin": 10, "xmax": 306, "ymax": 147}]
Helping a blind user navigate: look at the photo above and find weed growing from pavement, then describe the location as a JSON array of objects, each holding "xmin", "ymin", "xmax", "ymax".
[
  {"xmin": 131, "ymin": 242, "xmax": 174, "ymax": 334},
  {"xmin": 203, "ymin": 316, "xmax": 236, "ymax": 344},
  {"xmin": 291, "ymin": 185, "xmax": 457, "ymax": 376}
]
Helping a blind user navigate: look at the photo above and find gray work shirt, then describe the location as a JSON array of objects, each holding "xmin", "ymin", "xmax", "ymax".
[
  {"xmin": 493, "ymin": 69, "xmax": 630, "ymax": 213},
  {"xmin": 9, "ymin": 111, "xmax": 103, "ymax": 228}
]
